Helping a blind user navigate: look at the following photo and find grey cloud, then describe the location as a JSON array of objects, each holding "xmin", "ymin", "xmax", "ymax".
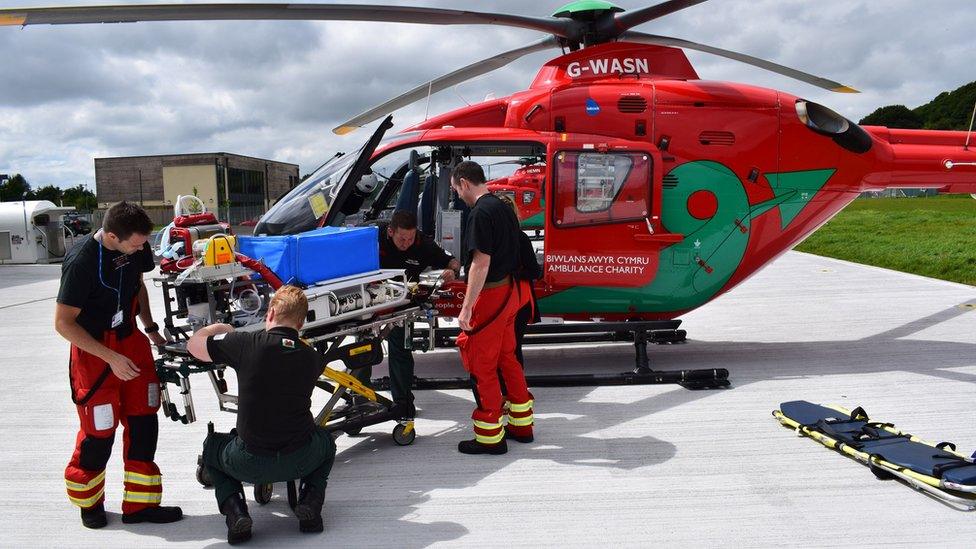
[{"xmin": 1, "ymin": 0, "xmax": 974, "ymax": 188}]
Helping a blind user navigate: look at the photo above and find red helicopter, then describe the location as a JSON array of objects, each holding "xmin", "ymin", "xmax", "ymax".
[
  {"xmin": 5, "ymin": 0, "xmax": 976, "ymax": 326},
  {"xmin": 485, "ymin": 157, "xmax": 547, "ymax": 230}
]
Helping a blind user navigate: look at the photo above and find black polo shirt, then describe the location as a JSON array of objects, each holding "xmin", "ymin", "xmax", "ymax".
[
  {"xmin": 463, "ymin": 193, "xmax": 519, "ymax": 283},
  {"xmin": 378, "ymin": 221, "xmax": 454, "ymax": 281},
  {"xmin": 57, "ymin": 234, "xmax": 155, "ymax": 340},
  {"xmin": 207, "ymin": 327, "xmax": 323, "ymax": 455}
]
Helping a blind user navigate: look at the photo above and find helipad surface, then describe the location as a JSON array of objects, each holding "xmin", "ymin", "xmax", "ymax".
[{"xmin": 1, "ymin": 251, "xmax": 974, "ymax": 547}]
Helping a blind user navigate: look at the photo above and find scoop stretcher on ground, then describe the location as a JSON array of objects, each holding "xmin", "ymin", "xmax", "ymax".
[{"xmin": 774, "ymin": 400, "xmax": 976, "ymax": 509}]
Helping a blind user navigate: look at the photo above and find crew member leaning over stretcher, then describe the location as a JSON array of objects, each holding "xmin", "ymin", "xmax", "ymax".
[
  {"xmin": 351, "ymin": 210, "xmax": 460, "ymax": 419},
  {"xmin": 187, "ymin": 286, "xmax": 337, "ymax": 545}
]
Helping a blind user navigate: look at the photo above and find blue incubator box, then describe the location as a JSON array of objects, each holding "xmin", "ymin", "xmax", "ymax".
[{"xmin": 238, "ymin": 226, "xmax": 378, "ymax": 285}]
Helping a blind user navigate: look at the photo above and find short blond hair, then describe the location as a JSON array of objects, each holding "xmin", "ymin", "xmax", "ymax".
[{"xmin": 269, "ymin": 285, "xmax": 308, "ymax": 326}]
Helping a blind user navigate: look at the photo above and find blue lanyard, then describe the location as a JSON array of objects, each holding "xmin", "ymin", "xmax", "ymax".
[{"xmin": 97, "ymin": 239, "xmax": 125, "ymax": 312}]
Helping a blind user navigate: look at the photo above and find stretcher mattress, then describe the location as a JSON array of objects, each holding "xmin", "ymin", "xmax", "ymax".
[
  {"xmin": 238, "ymin": 226, "xmax": 379, "ymax": 286},
  {"xmin": 774, "ymin": 400, "xmax": 976, "ymax": 508}
]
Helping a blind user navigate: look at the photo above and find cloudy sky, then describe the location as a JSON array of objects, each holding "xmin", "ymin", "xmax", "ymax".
[{"xmin": 0, "ymin": 0, "xmax": 973, "ymax": 190}]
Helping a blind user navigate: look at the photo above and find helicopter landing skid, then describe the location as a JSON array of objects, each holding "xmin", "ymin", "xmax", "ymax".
[
  {"xmin": 372, "ymin": 367, "xmax": 729, "ymax": 393},
  {"xmin": 393, "ymin": 319, "xmax": 729, "ymax": 391}
]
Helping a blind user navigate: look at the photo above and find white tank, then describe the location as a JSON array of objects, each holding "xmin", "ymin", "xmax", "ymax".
[{"xmin": 0, "ymin": 200, "xmax": 76, "ymax": 264}]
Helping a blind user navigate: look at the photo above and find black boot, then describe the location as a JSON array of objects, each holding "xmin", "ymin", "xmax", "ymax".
[
  {"xmin": 505, "ymin": 425, "xmax": 534, "ymax": 444},
  {"xmin": 220, "ymin": 493, "xmax": 252, "ymax": 545},
  {"xmin": 80, "ymin": 503, "xmax": 108, "ymax": 529},
  {"xmin": 458, "ymin": 438, "xmax": 508, "ymax": 455},
  {"xmin": 293, "ymin": 482, "xmax": 325, "ymax": 533},
  {"xmin": 121, "ymin": 505, "xmax": 183, "ymax": 524}
]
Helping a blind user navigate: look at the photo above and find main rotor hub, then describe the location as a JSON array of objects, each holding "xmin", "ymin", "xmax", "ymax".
[
  {"xmin": 552, "ymin": 0, "xmax": 624, "ymax": 19},
  {"xmin": 553, "ymin": 0, "xmax": 626, "ymax": 48}
]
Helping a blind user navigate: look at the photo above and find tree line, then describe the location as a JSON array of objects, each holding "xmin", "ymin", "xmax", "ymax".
[
  {"xmin": 0, "ymin": 174, "xmax": 97, "ymax": 211},
  {"xmin": 860, "ymin": 81, "xmax": 976, "ymax": 130}
]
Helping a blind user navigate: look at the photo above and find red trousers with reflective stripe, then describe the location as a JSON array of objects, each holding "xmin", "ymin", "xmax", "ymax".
[
  {"xmin": 64, "ymin": 328, "xmax": 163, "ymax": 513},
  {"xmin": 456, "ymin": 280, "xmax": 532, "ymax": 438}
]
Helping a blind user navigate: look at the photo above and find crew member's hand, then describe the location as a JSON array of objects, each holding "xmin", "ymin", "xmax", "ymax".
[
  {"xmin": 440, "ymin": 269, "xmax": 456, "ymax": 283},
  {"xmin": 458, "ymin": 305, "xmax": 472, "ymax": 331},
  {"xmin": 148, "ymin": 331, "xmax": 167, "ymax": 347},
  {"xmin": 106, "ymin": 351, "xmax": 141, "ymax": 381}
]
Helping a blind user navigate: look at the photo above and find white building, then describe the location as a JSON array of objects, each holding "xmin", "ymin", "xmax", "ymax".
[{"xmin": 0, "ymin": 201, "xmax": 75, "ymax": 264}]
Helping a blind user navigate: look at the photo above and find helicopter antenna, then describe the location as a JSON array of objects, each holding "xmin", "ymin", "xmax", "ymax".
[
  {"xmin": 964, "ymin": 99, "xmax": 976, "ymax": 151},
  {"xmin": 423, "ymin": 81, "xmax": 433, "ymax": 121}
]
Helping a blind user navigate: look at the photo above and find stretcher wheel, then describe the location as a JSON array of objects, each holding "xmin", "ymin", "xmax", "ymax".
[
  {"xmin": 344, "ymin": 425, "xmax": 362, "ymax": 436},
  {"xmin": 165, "ymin": 403, "xmax": 180, "ymax": 421},
  {"xmin": 254, "ymin": 483, "xmax": 273, "ymax": 505},
  {"xmin": 195, "ymin": 464, "xmax": 213, "ymax": 487},
  {"xmin": 392, "ymin": 423, "xmax": 416, "ymax": 446}
]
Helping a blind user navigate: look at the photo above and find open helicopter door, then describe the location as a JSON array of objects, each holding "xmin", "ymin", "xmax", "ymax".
[
  {"xmin": 543, "ymin": 137, "xmax": 680, "ymax": 298},
  {"xmin": 324, "ymin": 116, "xmax": 395, "ymax": 227}
]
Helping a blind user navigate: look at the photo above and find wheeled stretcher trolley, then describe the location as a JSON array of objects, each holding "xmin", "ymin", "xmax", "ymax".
[{"xmin": 153, "ymin": 250, "xmax": 446, "ymax": 505}]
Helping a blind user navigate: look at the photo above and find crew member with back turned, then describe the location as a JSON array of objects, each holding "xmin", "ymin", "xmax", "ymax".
[{"xmin": 450, "ymin": 161, "xmax": 535, "ymax": 455}]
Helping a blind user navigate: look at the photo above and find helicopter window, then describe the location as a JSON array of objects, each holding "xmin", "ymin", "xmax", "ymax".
[
  {"xmin": 254, "ymin": 131, "xmax": 423, "ymax": 235},
  {"xmin": 340, "ymin": 147, "xmax": 435, "ymax": 226},
  {"xmin": 575, "ymin": 153, "xmax": 633, "ymax": 213},
  {"xmin": 254, "ymin": 151, "xmax": 359, "ymax": 234},
  {"xmin": 553, "ymin": 151, "xmax": 650, "ymax": 227}
]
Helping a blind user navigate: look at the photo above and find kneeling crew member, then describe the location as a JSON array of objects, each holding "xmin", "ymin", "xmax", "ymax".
[
  {"xmin": 353, "ymin": 210, "xmax": 459, "ymax": 418},
  {"xmin": 451, "ymin": 161, "xmax": 534, "ymax": 455},
  {"xmin": 188, "ymin": 286, "xmax": 337, "ymax": 544},
  {"xmin": 55, "ymin": 201, "xmax": 183, "ymax": 529}
]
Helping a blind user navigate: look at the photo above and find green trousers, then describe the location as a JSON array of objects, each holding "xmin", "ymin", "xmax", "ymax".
[
  {"xmin": 202, "ymin": 428, "xmax": 336, "ymax": 507},
  {"xmin": 354, "ymin": 325, "xmax": 414, "ymax": 409}
]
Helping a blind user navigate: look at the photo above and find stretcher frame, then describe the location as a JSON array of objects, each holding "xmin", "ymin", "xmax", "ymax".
[
  {"xmin": 773, "ymin": 403, "xmax": 976, "ymax": 510},
  {"xmin": 153, "ymin": 264, "xmax": 437, "ymax": 446}
]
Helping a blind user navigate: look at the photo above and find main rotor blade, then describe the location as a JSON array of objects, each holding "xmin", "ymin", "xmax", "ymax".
[
  {"xmin": 621, "ymin": 31, "xmax": 859, "ymax": 93},
  {"xmin": 611, "ymin": 0, "xmax": 708, "ymax": 34},
  {"xmin": 0, "ymin": 3, "xmax": 571, "ymax": 36},
  {"xmin": 333, "ymin": 36, "xmax": 560, "ymax": 135}
]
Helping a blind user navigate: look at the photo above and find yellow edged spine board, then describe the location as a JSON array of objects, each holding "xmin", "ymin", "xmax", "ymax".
[{"xmin": 772, "ymin": 404, "xmax": 976, "ymax": 509}]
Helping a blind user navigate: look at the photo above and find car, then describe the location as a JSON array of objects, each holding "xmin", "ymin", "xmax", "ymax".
[{"xmin": 62, "ymin": 212, "xmax": 92, "ymax": 236}]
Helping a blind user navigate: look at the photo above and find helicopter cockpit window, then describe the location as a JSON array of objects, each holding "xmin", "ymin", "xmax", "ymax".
[
  {"xmin": 253, "ymin": 150, "xmax": 359, "ymax": 235},
  {"xmin": 254, "ymin": 131, "xmax": 421, "ymax": 235},
  {"xmin": 333, "ymin": 146, "xmax": 436, "ymax": 227},
  {"xmin": 553, "ymin": 151, "xmax": 650, "ymax": 227}
]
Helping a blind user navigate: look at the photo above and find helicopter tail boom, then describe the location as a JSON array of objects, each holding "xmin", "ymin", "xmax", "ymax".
[{"xmin": 863, "ymin": 127, "xmax": 976, "ymax": 194}]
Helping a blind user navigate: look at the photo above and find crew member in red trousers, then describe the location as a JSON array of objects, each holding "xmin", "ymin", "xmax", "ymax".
[
  {"xmin": 54, "ymin": 201, "xmax": 183, "ymax": 529},
  {"xmin": 451, "ymin": 161, "xmax": 535, "ymax": 455}
]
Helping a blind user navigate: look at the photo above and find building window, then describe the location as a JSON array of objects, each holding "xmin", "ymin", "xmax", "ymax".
[
  {"xmin": 216, "ymin": 163, "xmax": 227, "ymax": 221},
  {"xmin": 227, "ymin": 167, "xmax": 266, "ymax": 224}
]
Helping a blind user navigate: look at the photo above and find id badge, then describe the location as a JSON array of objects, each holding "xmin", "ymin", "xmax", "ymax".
[{"xmin": 111, "ymin": 309, "xmax": 123, "ymax": 328}]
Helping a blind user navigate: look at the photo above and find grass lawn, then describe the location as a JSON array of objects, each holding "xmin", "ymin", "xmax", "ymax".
[{"xmin": 795, "ymin": 196, "xmax": 976, "ymax": 286}]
